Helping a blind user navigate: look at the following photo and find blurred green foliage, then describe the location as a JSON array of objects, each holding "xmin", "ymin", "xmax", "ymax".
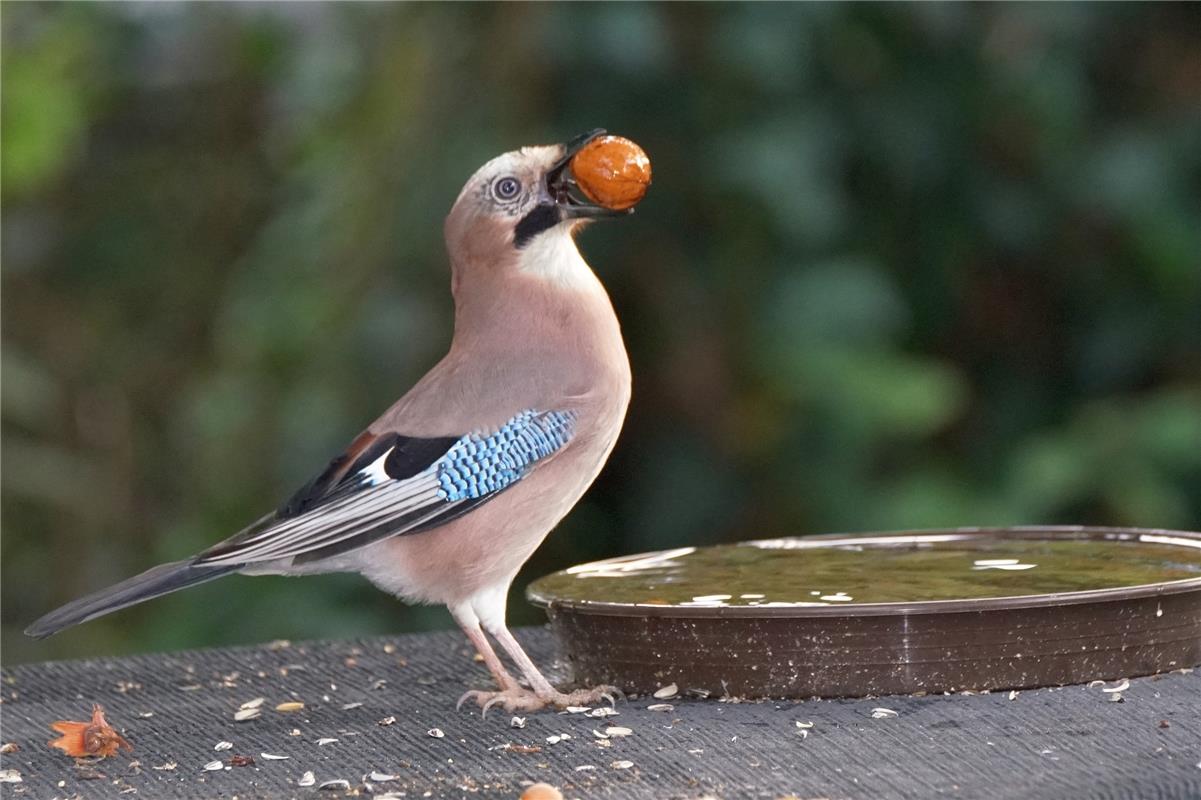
[{"xmin": 3, "ymin": 3, "xmax": 1199, "ymax": 664}]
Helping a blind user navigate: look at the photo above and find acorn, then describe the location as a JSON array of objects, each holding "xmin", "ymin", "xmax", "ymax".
[{"xmin": 570, "ymin": 135, "xmax": 651, "ymax": 211}]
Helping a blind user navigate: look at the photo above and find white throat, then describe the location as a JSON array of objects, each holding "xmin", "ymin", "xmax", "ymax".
[{"xmin": 517, "ymin": 225, "xmax": 599, "ymax": 290}]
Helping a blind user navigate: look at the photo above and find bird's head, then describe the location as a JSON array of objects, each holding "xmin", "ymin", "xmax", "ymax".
[{"xmin": 444, "ymin": 130, "xmax": 627, "ymax": 286}]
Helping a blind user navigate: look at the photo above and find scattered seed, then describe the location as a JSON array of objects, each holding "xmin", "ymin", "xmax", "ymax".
[
  {"xmin": 871, "ymin": 708, "xmax": 899, "ymax": 719},
  {"xmin": 203, "ymin": 760, "xmax": 224, "ymax": 772},
  {"xmin": 239, "ymin": 698, "xmax": 265, "ymax": 710},
  {"xmin": 647, "ymin": 703, "xmax": 674, "ymax": 712},
  {"xmin": 1102, "ymin": 679, "xmax": 1130, "ymax": 693},
  {"xmin": 137, "ymin": 712, "xmax": 154, "ymax": 719},
  {"xmin": 340, "ymin": 702, "xmax": 363, "ymax": 710},
  {"xmin": 0, "ymin": 743, "xmax": 17, "ymax": 754},
  {"xmin": 275, "ymin": 701, "xmax": 305, "ymax": 713},
  {"xmin": 368, "ymin": 771, "xmax": 399, "ymax": 781},
  {"xmin": 795, "ymin": 721, "xmax": 814, "ymax": 729},
  {"xmin": 378, "ymin": 716, "xmax": 397, "ymax": 726},
  {"xmin": 545, "ymin": 733, "xmax": 572, "ymax": 745},
  {"xmin": 1009, "ymin": 690, "xmax": 1019, "ymax": 700},
  {"xmin": 260, "ymin": 753, "xmax": 290, "ymax": 760},
  {"xmin": 1108, "ymin": 692, "xmax": 1125, "ymax": 703},
  {"xmin": 653, "ymin": 683, "xmax": 678, "ymax": 700},
  {"xmin": 0, "ymin": 770, "xmax": 22, "ymax": 784},
  {"xmin": 214, "ymin": 741, "xmax": 233, "ymax": 751},
  {"xmin": 318, "ymin": 779, "xmax": 351, "ymax": 790},
  {"xmin": 510, "ymin": 716, "xmax": 527, "ymax": 729},
  {"xmin": 797, "ymin": 728, "xmax": 809, "ymax": 740},
  {"xmin": 591, "ymin": 729, "xmax": 609, "ymax": 739},
  {"xmin": 234, "ymin": 708, "xmax": 261, "ymax": 722},
  {"xmin": 605, "ymin": 726, "xmax": 632, "ymax": 737},
  {"xmin": 1159, "ymin": 719, "xmax": 1171, "ymax": 729},
  {"xmin": 509, "ymin": 744, "xmax": 542, "ymax": 754},
  {"xmin": 315, "ymin": 738, "xmax": 339, "ymax": 746},
  {"xmin": 574, "ymin": 765, "xmax": 597, "ymax": 771},
  {"xmin": 371, "ymin": 679, "xmax": 388, "ymax": 690},
  {"xmin": 610, "ymin": 760, "xmax": 634, "ymax": 770},
  {"xmin": 152, "ymin": 762, "xmax": 177, "ymax": 771},
  {"xmin": 564, "ymin": 706, "xmax": 590, "ymax": 714},
  {"xmin": 298, "ymin": 771, "xmax": 316, "ymax": 787},
  {"xmin": 427, "ymin": 728, "xmax": 445, "ymax": 739},
  {"xmin": 288, "ymin": 728, "xmax": 302, "ymax": 736},
  {"xmin": 229, "ymin": 755, "xmax": 255, "ymax": 767},
  {"xmin": 587, "ymin": 707, "xmax": 620, "ymax": 718}
]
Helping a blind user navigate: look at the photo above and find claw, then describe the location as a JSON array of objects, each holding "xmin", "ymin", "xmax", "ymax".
[
  {"xmin": 481, "ymin": 695, "xmax": 506, "ymax": 718},
  {"xmin": 456, "ymin": 691, "xmax": 472, "ymax": 712}
]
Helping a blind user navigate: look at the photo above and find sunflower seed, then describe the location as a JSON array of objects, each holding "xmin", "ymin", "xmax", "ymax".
[
  {"xmin": 260, "ymin": 753, "xmax": 290, "ymax": 760},
  {"xmin": 587, "ymin": 707, "xmax": 619, "ymax": 718},
  {"xmin": 647, "ymin": 703, "xmax": 674, "ymax": 712},
  {"xmin": 605, "ymin": 726, "xmax": 632, "ymax": 737},
  {"xmin": 653, "ymin": 683, "xmax": 678, "ymax": 700},
  {"xmin": 316, "ymin": 738, "xmax": 339, "ymax": 746},
  {"xmin": 203, "ymin": 760, "xmax": 224, "ymax": 772},
  {"xmin": 611, "ymin": 760, "xmax": 634, "ymax": 770},
  {"xmin": 239, "ymin": 697, "xmax": 265, "ymax": 710},
  {"xmin": 234, "ymin": 708, "xmax": 261, "ymax": 722},
  {"xmin": 871, "ymin": 708, "xmax": 899, "ymax": 719},
  {"xmin": 369, "ymin": 771, "xmax": 399, "ymax": 782},
  {"xmin": 275, "ymin": 701, "xmax": 305, "ymax": 712},
  {"xmin": 318, "ymin": 779, "xmax": 350, "ymax": 790},
  {"xmin": 214, "ymin": 741, "xmax": 234, "ymax": 751},
  {"xmin": 563, "ymin": 706, "xmax": 590, "ymax": 714},
  {"xmin": 427, "ymin": 728, "xmax": 445, "ymax": 738}
]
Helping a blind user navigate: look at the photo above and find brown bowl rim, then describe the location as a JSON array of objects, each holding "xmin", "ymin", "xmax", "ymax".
[{"xmin": 526, "ymin": 526, "xmax": 1201, "ymax": 618}]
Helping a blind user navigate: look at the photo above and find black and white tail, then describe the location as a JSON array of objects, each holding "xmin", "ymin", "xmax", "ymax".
[{"xmin": 24, "ymin": 561, "xmax": 237, "ymax": 639}]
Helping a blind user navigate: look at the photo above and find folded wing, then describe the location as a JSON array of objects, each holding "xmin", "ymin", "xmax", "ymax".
[{"xmin": 196, "ymin": 409, "xmax": 577, "ymax": 567}]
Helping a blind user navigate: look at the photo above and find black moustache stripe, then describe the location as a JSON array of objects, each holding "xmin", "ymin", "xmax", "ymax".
[{"xmin": 514, "ymin": 204, "xmax": 561, "ymax": 249}]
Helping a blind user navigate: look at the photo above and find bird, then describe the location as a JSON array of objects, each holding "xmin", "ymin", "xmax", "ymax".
[{"xmin": 26, "ymin": 130, "xmax": 635, "ymax": 714}]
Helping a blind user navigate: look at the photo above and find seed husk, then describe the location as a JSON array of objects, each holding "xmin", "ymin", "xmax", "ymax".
[
  {"xmin": 653, "ymin": 683, "xmax": 678, "ymax": 700},
  {"xmin": 275, "ymin": 701, "xmax": 305, "ymax": 713}
]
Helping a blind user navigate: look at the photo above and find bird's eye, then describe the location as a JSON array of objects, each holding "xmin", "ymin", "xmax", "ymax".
[{"xmin": 493, "ymin": 176, "xmax": 522, "ymax": 201}]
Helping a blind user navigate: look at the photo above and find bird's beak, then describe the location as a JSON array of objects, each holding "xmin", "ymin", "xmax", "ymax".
[{"xmin": 544, "ymin": 129, "xmax": 632, "ymax": 220}]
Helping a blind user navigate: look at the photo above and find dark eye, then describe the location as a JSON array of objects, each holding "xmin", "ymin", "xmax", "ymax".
[{"xmin": 493, "ymin": 176, "xmax": 521, "ymax": 200}]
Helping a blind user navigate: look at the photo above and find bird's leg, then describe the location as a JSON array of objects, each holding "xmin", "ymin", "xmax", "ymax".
[
  {"xmin": 452, "ymin": 607, "xmax": 525, "ymax": 713},
  {"xmin": 483, "ymin": 622, "xmax": 621, "ymax": 712}
]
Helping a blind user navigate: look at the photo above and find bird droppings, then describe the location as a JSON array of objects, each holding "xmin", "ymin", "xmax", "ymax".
[
  {"xmin": 297, "ymin": 771, "xmax": 316, "ymax": 787},
  {"xmin": 871, "ymin": 708, "xmax": 899, "ymax": 719},
  {"xmin": 653, "ymin": 683, "xmax": 679, "ymax": 700},
  {"xmin": 275, "ymin": 701, "xmax": 305, "ymax": 712},
  {"xmin": 213, "ymin": 741, "xmax": 233, "ymax": 751},
  {"xmin": 427, "ymin": 728, "xmax": 445, "ymax": 739}
]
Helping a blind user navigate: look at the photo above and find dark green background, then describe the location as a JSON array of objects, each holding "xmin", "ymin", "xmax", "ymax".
[{"xmin": 4, "ymin": 3, "xmax": 1199, "ymax": 665}]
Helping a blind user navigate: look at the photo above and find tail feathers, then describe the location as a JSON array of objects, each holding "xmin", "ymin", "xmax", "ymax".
[{"xmin": 24, "ymin": 560, "xmax": 237, "ymax": 639}]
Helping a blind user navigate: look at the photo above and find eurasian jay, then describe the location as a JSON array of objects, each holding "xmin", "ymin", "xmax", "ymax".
[{"xmin": 26, "ymin": 130, "xmax": 635, "ymax": 713}]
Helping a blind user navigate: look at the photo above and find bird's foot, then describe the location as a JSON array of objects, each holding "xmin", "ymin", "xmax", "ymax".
[{"xmin": 456, "ymin": 684, "xmax": 622, "ymax": 717}]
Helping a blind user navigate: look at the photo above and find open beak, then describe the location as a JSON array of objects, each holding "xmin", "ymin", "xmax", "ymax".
[{"xmin": 545, "ymin": 129, "xmax": 632, "ymax": 220}]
